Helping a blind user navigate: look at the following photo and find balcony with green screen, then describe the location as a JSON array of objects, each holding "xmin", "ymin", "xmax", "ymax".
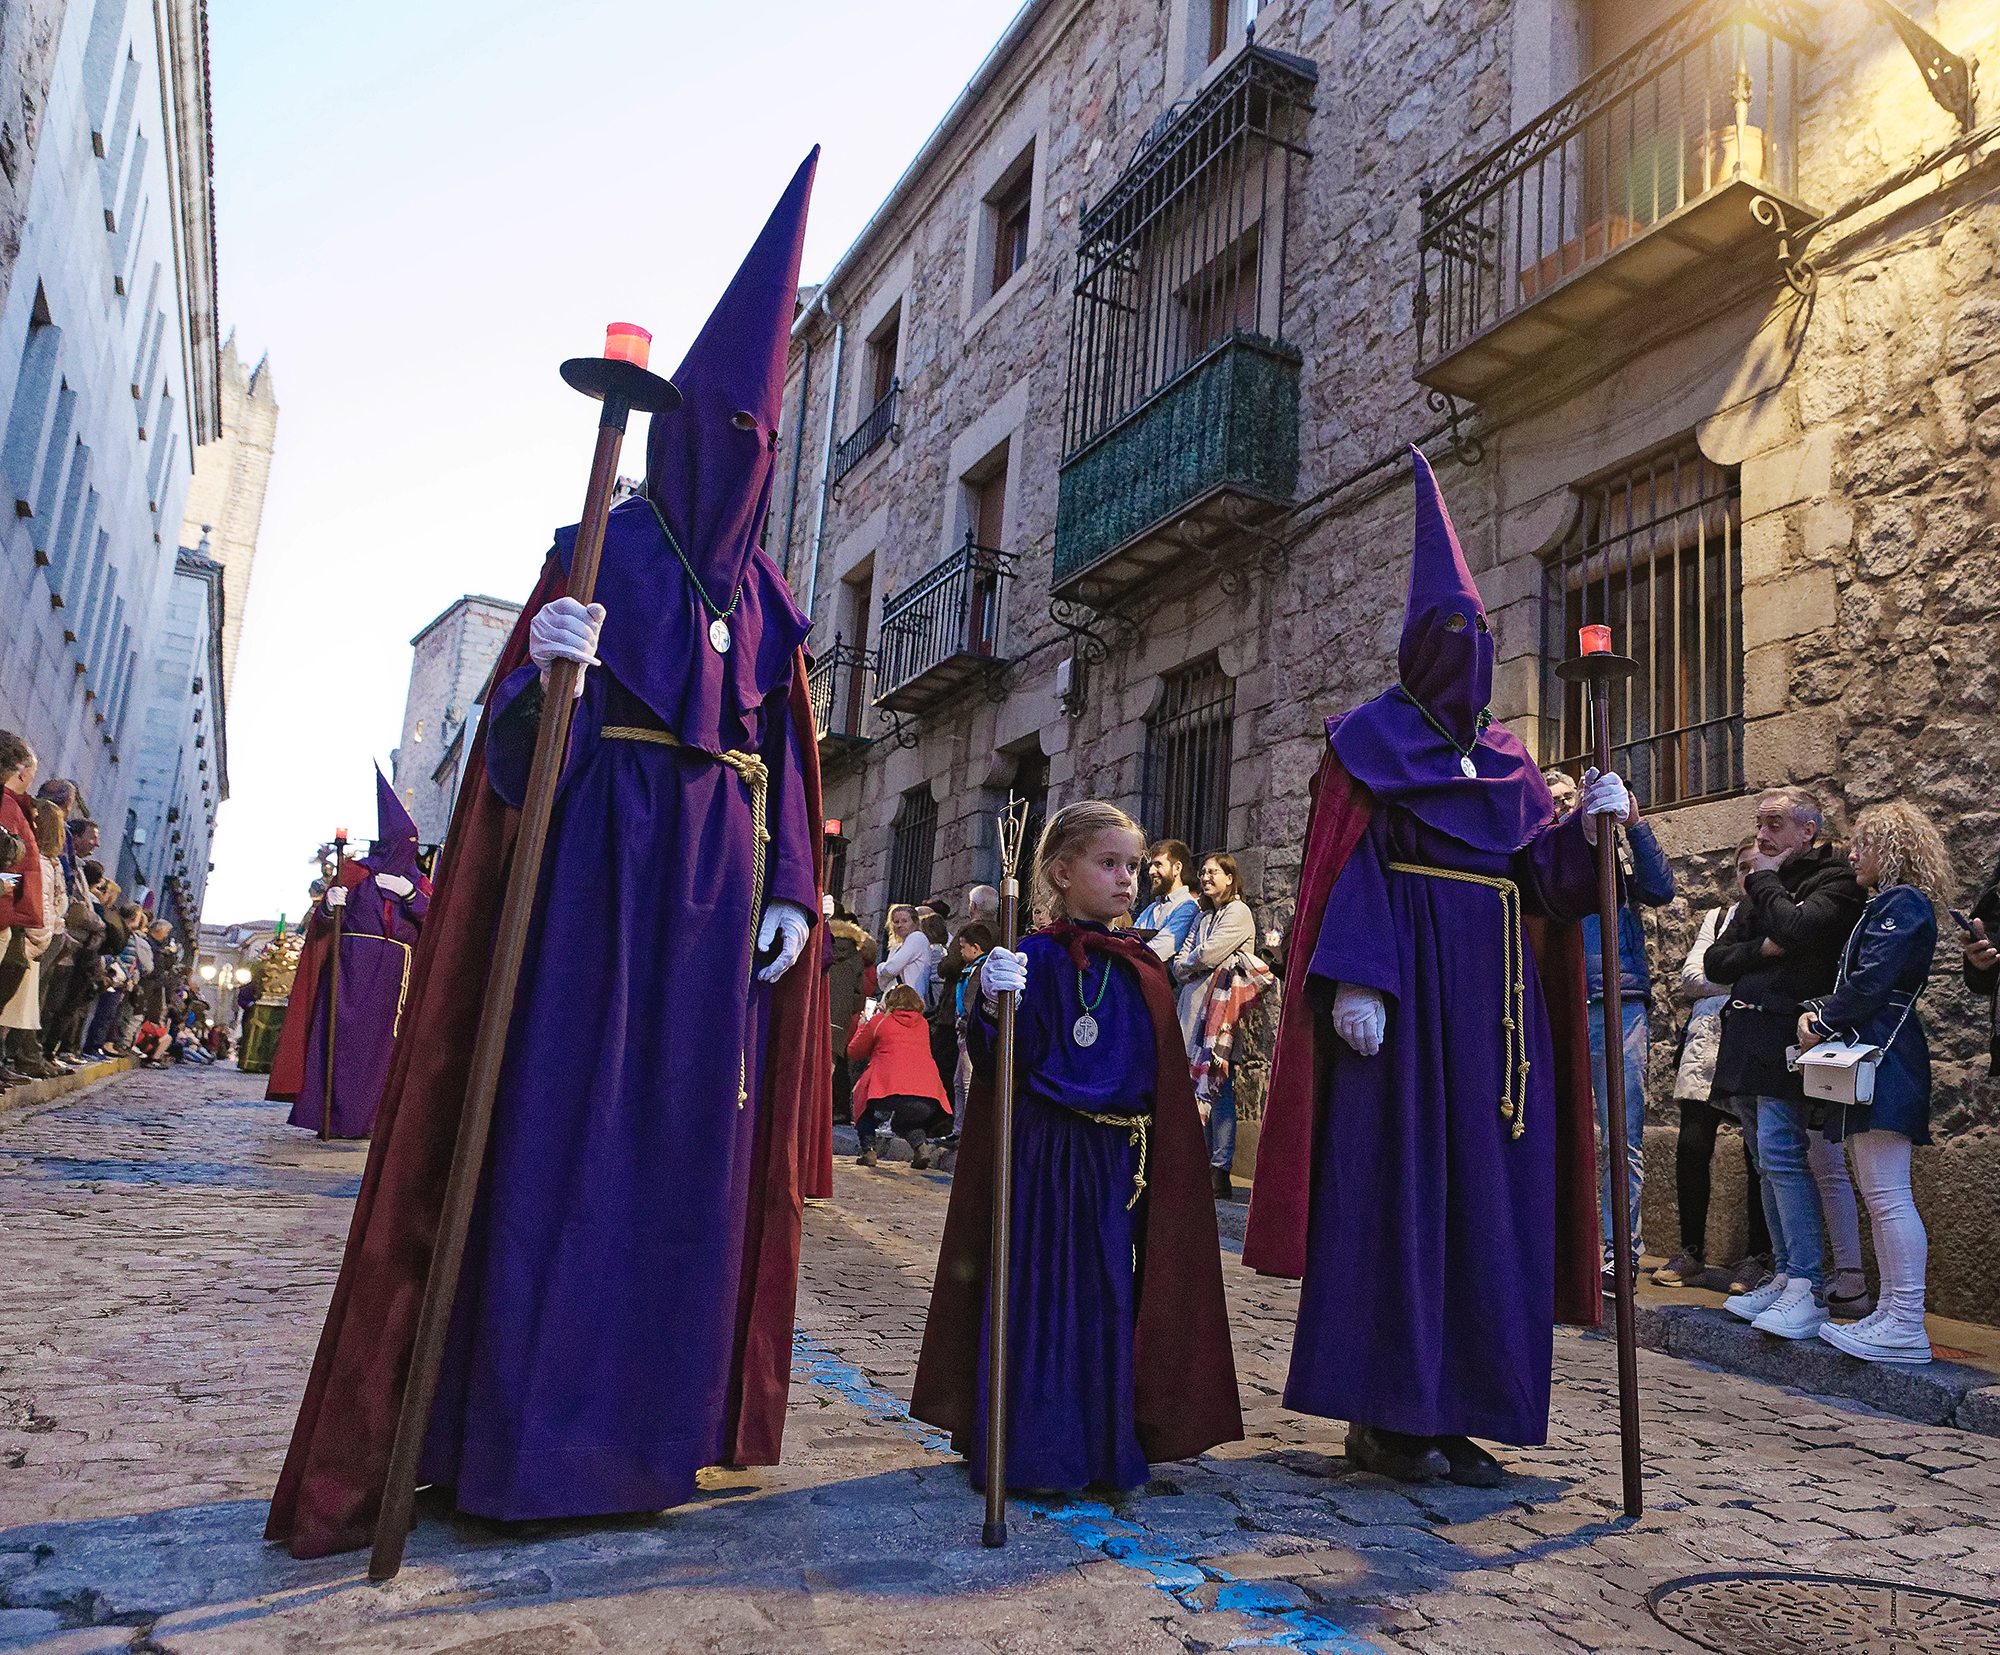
[{"xmin": 1052, "ymin": 44, "xmax": 1316, "ymax": 609}]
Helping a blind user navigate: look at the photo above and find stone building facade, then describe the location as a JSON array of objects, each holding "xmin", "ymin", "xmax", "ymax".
[
  {"xmin": 388, "ymin": 594, "xmax": 523, "ymax": 846},
  {"xmin": 0, "ymin": 0, "xmax": 219, "ymax": 912},
  {"xmin": 122, "ymin": 546, "xmax": 226, "ymax": 927},
  {"xmin": 177, "ymin": 333, "xmax": 278, "ymax": 702},
  {"xmin": 778, "ymin": 0, "xmax": 2000, "ymax": 1318}
]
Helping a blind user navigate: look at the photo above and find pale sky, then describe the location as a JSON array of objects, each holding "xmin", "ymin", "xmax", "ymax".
[{"xmin": 202, "ymin": 0, "xmax": 1026, "ymax": 925}]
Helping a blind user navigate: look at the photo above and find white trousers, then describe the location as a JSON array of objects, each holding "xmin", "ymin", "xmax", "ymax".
[{"xmin": 1848, "ymin": 1128, "xmax": 1928, "ymax": 1326}]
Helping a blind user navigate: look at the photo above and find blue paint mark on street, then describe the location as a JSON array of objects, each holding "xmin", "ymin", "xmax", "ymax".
[
  {"xmin": 788, "ymin": 1330, "xmax": 1379, "ymax": 1652},
  {"xmin": 789, "ymin": 1329, "xmax": 954, "ymax": 1453}
]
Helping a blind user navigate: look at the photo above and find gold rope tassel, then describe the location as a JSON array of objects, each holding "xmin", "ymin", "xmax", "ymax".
[
  {"xmin": 1077, "ymin": 1110, "xmax": 1150, "ymax": 1208},
  {"xmin": 1389, "ymin": 863, "xmax": 1530, "ymax": 1141},
  {"xmin": 603, "ymin": 726, "xmax": 770, "ymax": 1109}
]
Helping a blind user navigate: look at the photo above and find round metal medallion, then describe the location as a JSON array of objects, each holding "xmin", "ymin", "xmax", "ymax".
[
  {"xmin": 1648, "ymin": 1572, "xmax": 2000, "ymax": 1654},
  {"xmin": 1460, "ymin": 754, "xmax": 1478, "ymax": 778},
  {"xmin": 1072, "ymin": 1014, "xmax": 1100, "ymax": 1048},
  {"xmin": 709, "ymin": 617, "xmax": 732, "ymax": 653}
]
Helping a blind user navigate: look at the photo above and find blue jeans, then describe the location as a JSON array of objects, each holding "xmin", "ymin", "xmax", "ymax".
[
  {"xmin": 1754, "ymin": 1096, "xmax": 1824, "ymax": 1294},
  {"xmin": 1204, "ymin": 1074, "xmax": 1236, "ymax": 1172},
  {"xmin": 1588, "ymin": 998, "xmax": 1648, "ymax": 1264}
]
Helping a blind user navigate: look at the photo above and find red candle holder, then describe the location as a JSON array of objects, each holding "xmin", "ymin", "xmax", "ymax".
[
  {"xmin": 1579, "ymin": 624, "xmax": 1612, "ymax": 656},
  {"xmin": 602, "ymin": 323, "xmax": 652, "ymax": 370}
]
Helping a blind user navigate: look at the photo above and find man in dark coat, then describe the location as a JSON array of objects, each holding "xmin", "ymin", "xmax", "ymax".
[
  {"xmin": 1704, "ymin": 787, "xmax": 1866, "ymax": 1338},
  {"xmin": 266, "ymin": 153, "xmax": 833, "ymax": 1557},
  {"xmin": 1244, "ymin": 450, "xmax": 1613, "ymax": 1487}
]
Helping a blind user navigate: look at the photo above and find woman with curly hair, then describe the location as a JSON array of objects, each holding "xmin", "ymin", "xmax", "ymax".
[{"xmin": 1796, "ymin": 799, "xmax": 1953, "ymax": 1365}]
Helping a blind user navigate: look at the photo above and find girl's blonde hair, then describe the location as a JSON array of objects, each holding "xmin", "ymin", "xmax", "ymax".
[
  {"xmin": 1851, "ymin": 800, "xmax": 1954, "ymax": 909},
  {"xmin": 1031, "ymin": 800, "xmax": 1146, "ymax": 922},
  {"xmin": 880, "ymin": 983, "xmax": 925, "ymax": 1013}
]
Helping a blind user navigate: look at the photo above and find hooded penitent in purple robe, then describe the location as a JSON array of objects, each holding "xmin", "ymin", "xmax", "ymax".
[
  {"xmin": 412, "ymin": 153, "xmax": 824, "ymax": 1523},
  {"xmin": 1243, "ymin": 450, "xmax": 1602, "ymax": 1448},
  {"xmin": 276, "ymin": 769, "xmax": 428, "ymax": 1139}
]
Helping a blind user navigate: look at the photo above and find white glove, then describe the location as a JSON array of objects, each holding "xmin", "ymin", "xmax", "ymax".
[
  {"xmin": 325, "ymin": 887, "xmax": 348, "ymax": 911},
  {"xmin": 374, "ymin": 873, "xmax": 414, "ymax": 900},
  {"xmin": 1579, "ymin": 766, "xmax": 1634, "ymax": 844},
  {"xmin": 527, "ymin": 598, "xmax": 606, "ymax": 697},
  {"xmin": 755, "ymin": 900, "xmax": 813, "ymax": 984},
  {"xmin": 1331, "ymin": 982, "xmax": 1387, "ymax": 1057},
  {"xmin": 981, "ymin": 946, "xmax": 1029, "ymax": 1009}
]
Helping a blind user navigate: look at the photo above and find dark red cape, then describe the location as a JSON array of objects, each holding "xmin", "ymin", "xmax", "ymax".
[
  {"xmin": 910, "ymin": 926, "xmax": 1244, "ymax": 1466},
  {"xmin": 265, "ymin": 858, "xmax": 370, "ymax": 1105},
  {"xmin": 266, "ymin": 560, "xmax": 833, "ymax": 1559},
  {"xmin": 1241, "ymin": 748, "xmax": 1601, "ymax": 1328}
]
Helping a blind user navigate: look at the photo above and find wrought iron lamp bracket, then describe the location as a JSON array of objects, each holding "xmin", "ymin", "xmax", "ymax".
[
  {"xmin": 882, "ymin": 706, "xmax": 921, "ymax": 751},
  {"xmin": 1863, "ymin": 0, "xmax": 1975, "ymax": 131},
  {"xmin": 1049, "ymin": 596, "xmax": 1137, "ymax": 665},
  {"xmin": 1749, "ymin": 195, "xmax": 1820, "ymax": 297},
  {"xmin": 1423, "ymin": 390, "xmax": 1486, "ymax": 468}
]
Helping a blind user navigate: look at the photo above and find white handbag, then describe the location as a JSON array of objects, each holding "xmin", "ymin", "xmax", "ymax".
[{"xmin": 1786, "ymin": 1038, "xmax": 1885, "ymax": 1105}]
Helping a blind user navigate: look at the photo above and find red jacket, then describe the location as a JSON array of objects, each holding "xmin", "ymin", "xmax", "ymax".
[
  {"xmin": 847, "ymin": 1007, "xmax": 950, "ymax": 1113},
  {"xmin": 0, "ymin": 789, "xmax": 43, "ymax": 929}
]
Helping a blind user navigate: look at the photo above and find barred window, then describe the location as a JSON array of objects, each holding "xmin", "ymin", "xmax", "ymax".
[
  {"xmin": 886, "ymin": 786, "xmax": 938, "ymax": 909},
  {"xmin": 1541, "ymin": 442, "xmax": 1743, "ymax": 809},
  {"xmin": 1145, "ymin": 657, "xmax": 1235, "ymax": 854}
]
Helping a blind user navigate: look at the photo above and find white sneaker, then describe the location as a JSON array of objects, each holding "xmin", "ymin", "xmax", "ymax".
[
  {"xmin": 1821, "ymin": 1315, "xmax": 1933, "ymax": 1364},
  {"xmin": 1725, "ymin": 1272, "xmax": 1790, "ymax": 1322},
  {"xmin": 1752, "ymin": 1278, "xmax": 1830, "ymax": 1340}
]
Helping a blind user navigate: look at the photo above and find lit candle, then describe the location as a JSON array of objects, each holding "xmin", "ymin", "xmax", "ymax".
[
  {"xmin": 335, "ymin": 827, "xmax": 348, "ymax": 841},
  {"xmin": 1579, "ymin": 624, "xmax": 1612, "ymax": 656},
  {"xmin": 603, "ymin": 323, "xmax": 652, "ymax": 369}
]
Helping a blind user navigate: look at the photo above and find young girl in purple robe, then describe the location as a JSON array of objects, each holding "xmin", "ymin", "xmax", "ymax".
[{"xmin": 913, "ymin": 801, "xmax": 1241, "ymax": 1493}]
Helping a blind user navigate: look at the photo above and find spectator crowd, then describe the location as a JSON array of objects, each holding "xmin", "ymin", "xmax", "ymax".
[
  {"xmin": 0, "ymin": 729, "xmax": 224, "ymax": 1093},
  {"xmin": 826, "ymin": 773, "xmax": 1998, "ymax": 1369},
  {"xmin": 828, "ymin": 839, "xmax": 1277, "ymax": 1195}
]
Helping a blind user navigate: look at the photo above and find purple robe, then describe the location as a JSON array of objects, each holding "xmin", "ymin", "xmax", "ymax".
[
  {"xmin": 965, "ymin": 926, "xmax": 1155, "ymax": 1492},
  {"xmin": 419, "ymin": 548, "xmax": 815, "ymax": 1519},
  {"xmin": 1281, "ymin": 447, "xmax": 1599, "ymax": 1446},
  {"xmin": 286, "ymin": 874, "xmax": 426, "ymax": 1139},
  {"xmin": 418, "ymin": 153, "xmax": 821, "ymax": 1522},
  {"xmin": 1285, "ymin": 806, "xmax": 1596, "ymax": 1443}
]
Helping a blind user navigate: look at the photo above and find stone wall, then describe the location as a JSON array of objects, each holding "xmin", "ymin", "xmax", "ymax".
[
  {"xmin": 389, "ymin": 596, "xmax": 522, "ymax": 845},
  {"xmin": 178, "ymin": 336, "xmax": 278, "ymax": 703},
  {"xmin": 784, "ymin": 0, "xmax": 2000, "ymax": 1317}
]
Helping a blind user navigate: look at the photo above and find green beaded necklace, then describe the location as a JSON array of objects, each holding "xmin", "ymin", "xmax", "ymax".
[
  {"xmin": 1395, "ymin": 684, "xmax": 1492, "ymax": 777},
  {"xmin": 1072, "ymin": 956, "xmax": 1112, "ymax": 1048},
  {"xmin": 646, "ymin": 493, "xmax": 743, "ymax": 652}
]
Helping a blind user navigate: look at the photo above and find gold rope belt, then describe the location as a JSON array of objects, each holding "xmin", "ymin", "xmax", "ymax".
[
  {"xmin": 602, "ymin": 725, "xmax": 770, "ymax": 1108},
  {"xmin": 334, "ymin": 934, "xmax": 415, "ymax": 1038},
  {"xmin": 1076, "ymin": 1110, "xmax": 1150, "ymax": 1209},
  {"xmin": 1388, "ymin": 862, "xmax": 1529, "ymax": 1142}
]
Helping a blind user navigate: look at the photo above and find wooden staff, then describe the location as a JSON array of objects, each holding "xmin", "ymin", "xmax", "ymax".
[
  {"xmin": 983, "ymin": 794, "xmax": 1030, "ymax": 1549},
  {"xmin": 320, "ymin": 830, "xmax": 347, "ymax": 1141},
  {"xmin": 368, "ymin": 327, "xmax": 680, "ymax": 1582},
  {"xmin": 1557, "ymin": 627, "xmax": 1643, "ymax": 1518}
]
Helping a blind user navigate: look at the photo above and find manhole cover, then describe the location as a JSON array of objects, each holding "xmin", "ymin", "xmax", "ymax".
[{"xmin": 1649, "ymin": 1572, "xmax": 2000, "ymax": 1653}]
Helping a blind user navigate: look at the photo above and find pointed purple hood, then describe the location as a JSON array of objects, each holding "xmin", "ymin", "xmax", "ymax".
[
  {"xmin": 1329, "ymin": 448, "xmax": 1552, "ymax": 852},
  {"xmin": 367, "ymin": 765, "xmax": 421, "ymax": 878},
  {"xmin": 645, "ymin": 146, "xmax": 817, "ymax": 600},
  {"xmin": 555, "ymin": 151, "xmax": 817, "ymax": 751}
]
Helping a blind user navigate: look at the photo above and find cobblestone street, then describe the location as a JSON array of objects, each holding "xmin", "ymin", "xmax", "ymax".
[{"xmin": 3, "ymin": 1065, "xmax": 1999, "ymax": 1653}]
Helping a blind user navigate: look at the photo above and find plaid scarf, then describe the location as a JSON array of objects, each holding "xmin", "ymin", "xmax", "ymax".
[{"xmin": 1189, "ymin": 950, "xmax": 1275, "ymax": 1103}]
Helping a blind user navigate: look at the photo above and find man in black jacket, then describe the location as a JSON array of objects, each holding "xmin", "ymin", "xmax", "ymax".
[{"xmin": 1705, "ymin": 788, "xmax": 1865, "ymax": 1341}]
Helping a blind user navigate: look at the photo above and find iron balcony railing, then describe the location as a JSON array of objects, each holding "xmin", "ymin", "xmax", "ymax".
[
  {"xmin": 874, "ymin": 533, "xmax": 1016, "ymax": 705},
  {"xmin": 830, "ymin": 379, "xmax": 899, "ymax": 486},
  {"xmin": 806, "ymin": 636, "xmax": 877, "ymax": 743},
  {"xmin": 1416, "ymin": 0, "xmax": 1811, "ymax": 371},
  {"xmin": 1061, "ymin": 43, "xmax": 1317, "ymax": 463}
]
